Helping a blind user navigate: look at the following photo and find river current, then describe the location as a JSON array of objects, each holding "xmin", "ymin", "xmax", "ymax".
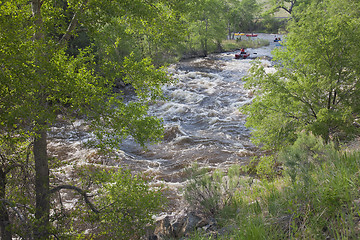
[{"xmin": 48, "ymin": 33, "xmax": 282, "ymax": 212}]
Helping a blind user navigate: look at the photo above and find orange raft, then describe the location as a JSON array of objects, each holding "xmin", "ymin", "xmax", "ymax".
[{"xmin": 235, "ymin": 52, "xmax": 250, "ymax": 59}]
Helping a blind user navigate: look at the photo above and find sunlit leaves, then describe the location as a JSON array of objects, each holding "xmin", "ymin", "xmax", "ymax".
[
  {"xmin": 93, "ymin": 169, "xmax": 165, "ymax": 239},
  {"xmin": 122, "ymin": 53, "xmax": 170, "ymax": 101},
  {"xmin": 242, "ymin": 0, "xmax": 360, "ymax": 150}
]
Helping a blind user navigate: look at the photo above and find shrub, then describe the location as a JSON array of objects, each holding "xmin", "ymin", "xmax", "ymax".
[
  {"xmin": 279, "ymin": 132, "xmax": 338, "ymax": 186},
  {"xmin": 243, "ymin": 155, "xmax": 279, "ymax": 180},
  {"xmin": 276, "ymin": 133, "xmax": 360, "ymax": 238},
  {"xmin": 185, "ymin": 133, "xmax": 360, "ymax": 239},
  {"xmin": 92, "ymin": 168, "xmax": 166, "ymax": 239},
  {"xmin": 184, "ymin": 164, "xmax": 248, "ymax": 219}
]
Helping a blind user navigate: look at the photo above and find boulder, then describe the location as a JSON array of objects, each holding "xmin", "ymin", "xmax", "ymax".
[{"xmin": 151, "ymin": 210, "xmax": 214, "ymax": 239}]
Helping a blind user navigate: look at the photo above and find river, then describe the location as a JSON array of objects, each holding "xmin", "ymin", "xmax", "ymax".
[{"xmin": 48, "ymin": 33, "xmax": 282, "ymax": 212}]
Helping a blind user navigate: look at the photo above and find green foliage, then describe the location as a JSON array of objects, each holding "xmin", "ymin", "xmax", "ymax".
[
  {"xmin": 232, "ymin": 215, "xmax": 270, "ymax": 240},
  {"xmin": 187, "ymin": 133, "xmax": 360, "ymax": 239},
  {"xmin": 1, "ymin": 0, "xmax": 178, "ymax": 238},
  {"xmin": 89, "ymin": 1, "xmax": 187, "ymax": 65},
  {"xmin": 237, "ymin": 0, "xmax": 260, "ymax": 32},
  {"xmin": 242, "ymin": 154, "xmax": 279, "ymax": 181},
  {"xmin": 274, "ymin": 133, "xmax": 360, "ymax": 238},
  {"xmin": 222, "ymin": 39, "xmax": 269, "ymax": 51},
  {"xmin": 266, "ymin": 0, "xmax": 314, "ymax": 16},
  {"xmin": 279, "ymin": 132, "xmax": 338, "ymax": 185},
  {"xmin": 253, "ymin": 155, "xmax": 278, "ymax": 180},
  {"xmin": 279, "ymin": 133, "xmax": 351, "ymax": 208},
  {"xmin": 183, "ymin": 0, "xmax": 227, "ymax": 56},
  {"xmin": 257, "ymin": 14, "xmax": 287, "ymax": 33},
  {"xmin": 0, "ymin": 134, "xmax": 34, "ymax": 238},
  {"xmin": 44, "ymin": 165, "xmax": 166, "ymax": 239},
  {"xmin": 180, "ymin": 0, "xmax": 262, "ymax": 56},
  {"xmin": 224, "ymin": 0, "xmax": 260, "ymax": 37},
  {"xmin": 242, "ymin": 0, "xmax": 360, "ymax": 151},
  {"xmin": 184, "ymin": 164, "xmax": 248, "ymax": 220},
  {"xmin": 91, "ymin": 169, "xmax": 166, "ymax": 239},
  {"xmin": 0, "ymin": 0, "xmax": 178, "ymax": 140}
]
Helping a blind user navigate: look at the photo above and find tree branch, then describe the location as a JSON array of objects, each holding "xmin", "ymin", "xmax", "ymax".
[
  {"xmin": 265, "ymin": 71, "xmax": 318, "ymax": 119},
  {"xmin": 0, "ymin": 199, "xmax": 25, "ymax": 222},
  {"xmin": 277, "ymin": 0, "xmax": 296, "ymax": 15},
  {"xmin": 49, "ymin": 185, "xmax": 100, "ymax": 213},
  {"xmin": 58, "ymin": 0, "xmax": 89, "ymax": 46},
  {"xmin": 288, "ymin": 0, "xmax": 296, "ymax": 14}
]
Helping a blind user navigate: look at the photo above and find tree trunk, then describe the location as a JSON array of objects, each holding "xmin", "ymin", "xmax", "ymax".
[
  {"xmin": 227, "ymin": 21, "xmax": 232, "ymax": 40},
  {"xmin": 31, "ymin": 1, "xmax": 50, "ymax": 238},
  {"xmin": 203, "ymin": 18, "xmax": 208, "ymax": 57},
  {"xmin": 31, "ymin": 0, "xmax": 44, "ymax": 41},
  {"xmin": 33, "ymin": 129, "xmax": 50, "ymax": 239},
  {"xmin": 0, "ymin": 169, "xmax": 12, "ymax": 240}
]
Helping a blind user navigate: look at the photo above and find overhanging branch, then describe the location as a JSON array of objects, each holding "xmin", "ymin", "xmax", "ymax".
[{"xmin": 49, "ymin": 185, "xmax": 99, "ymax": 213}]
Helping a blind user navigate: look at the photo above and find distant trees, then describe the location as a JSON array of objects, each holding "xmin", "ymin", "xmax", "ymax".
[
  {"xmin": 181, "ymin": 0, "xmax": 226, "ymax": 56},
  {"xmin": 267, "ymin": 0, "xmax": 319, "ymax": 17},
  {"xmin": 180, "ymin": 0, "xmax": 260, "ymax": 56},
  {"xmin": 236, "ymin": 0, "xmax": 260, "ymax": 33},
  {"xmin": 242, "ymin": 0, "xmax": 360, "ymax": 150}
]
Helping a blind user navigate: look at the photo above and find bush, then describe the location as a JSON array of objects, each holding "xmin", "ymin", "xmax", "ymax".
[
  {"xmin": 184, "ymin": 164, "xmax": 248, "ymax": 220},
  {"xmin": 91, "ymin": 168, "xmax": 166, "ymax": 239},
  {"xmin": 242, "ymin": 155, "xmax": 279, "ymax": 180},
  {"xmin": 279, "ymin": 132, "xmax": 338, "ymax": 185},
  {"xmin": 185, "ymin": 133, "xmax": 360, "ymax": 239},
  {"xmin": 275, "ymin": 133, "xmax": 360, "ymax": 238}
]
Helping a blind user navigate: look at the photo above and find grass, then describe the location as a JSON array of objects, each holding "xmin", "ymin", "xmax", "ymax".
[
  {"xmin": 185, "ymin": 133, "xmax": 360, "ymax": 239},
  {"xmin": 222, "ymin": 39, "xmax": 270, "ymax": 52}
]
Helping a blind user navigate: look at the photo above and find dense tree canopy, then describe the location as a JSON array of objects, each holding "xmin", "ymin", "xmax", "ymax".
[{"xmin": 0, "ymin": 0, "xmax": 182, "ymax": 238}]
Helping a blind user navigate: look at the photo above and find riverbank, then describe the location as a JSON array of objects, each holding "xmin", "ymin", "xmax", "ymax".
[
  {"xmin": 149, "ymin": 134, "xmax": 360, "ymax": 240},
  {"xmin": 148, "ymin": 31, "xmax": 360, "ymax": 239},
  {"xmin": 221, "ymin": 38, "xmax": 270, "ymax": 52},
  {"xmin": 179, "ymin": 33, "xmax": 273, "ymax": 60}
]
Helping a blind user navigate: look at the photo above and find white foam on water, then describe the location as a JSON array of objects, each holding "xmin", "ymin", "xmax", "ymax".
[
  {"xmin": 49, "ymin": 34, "xmax": 282, "ymax": 215},
  {"xmin": 170, "ymin": 89, "xmax": 204, "ymax": 104}
]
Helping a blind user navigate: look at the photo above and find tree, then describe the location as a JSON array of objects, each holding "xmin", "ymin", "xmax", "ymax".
[
  {"xmin": 91, "ymin": 169, "xmax": 165, "ymax": 239},
  {"xmin": 91, "ymin": 1, "xmax": 188, "ymax": 67},
  {"xmin": 237, "ymin": 0, "xmax": 260, "ymax": 33},
  {"xmin": 0, "ymin": 0, "xmax": 180, "ymax": 238},
  {"xmin": 241, "ymin": 0, "xmax": 360, "ymax": 151},
  {"xmin": 223, "ymin": 0, "xmax": 259, "ymax": 39},
  {"xmin": 183, "ymin": 0, "xmax": 227, "ymax": 56},
  {"xmin": 267, "ymin": 0, "xmax": 303, "ymax": 15},
  {"xmin": 223, "ymin": 0, "xmax": 241, "ymax": 39}
]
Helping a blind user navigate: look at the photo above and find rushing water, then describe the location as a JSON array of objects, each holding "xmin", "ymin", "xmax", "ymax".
[{"xmin": 48, "ymin": 33, "xmax": 282, "ymax": 212}]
